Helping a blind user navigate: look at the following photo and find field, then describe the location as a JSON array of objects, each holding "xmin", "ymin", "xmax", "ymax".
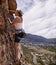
[{"xmin": 21, "ymin": 43, "xmax": 56, "ymax": 65}]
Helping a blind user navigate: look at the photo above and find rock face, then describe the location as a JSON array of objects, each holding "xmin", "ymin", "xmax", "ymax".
[
  {"xmin": 0, "ymin": 0, "xmax": 22, "ymax": 65},
  {"xmin": 8, "ymin": 0, "xmax": 17, "ymax": 10}
]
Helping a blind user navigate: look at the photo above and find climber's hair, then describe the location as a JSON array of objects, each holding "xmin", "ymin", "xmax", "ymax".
[{"xmin": 17, "ymin": 10, "xmax": 23, "ymax": 17}]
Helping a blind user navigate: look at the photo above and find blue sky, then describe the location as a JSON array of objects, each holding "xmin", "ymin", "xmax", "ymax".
[{"xmin": 16, "ymin": 0, "xmax": 56, "ymax": 38}]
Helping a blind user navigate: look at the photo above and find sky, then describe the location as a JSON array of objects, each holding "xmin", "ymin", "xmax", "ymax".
[{"xmin": 16, "ymin": 0, "xmax": 56, "ymax": 38}]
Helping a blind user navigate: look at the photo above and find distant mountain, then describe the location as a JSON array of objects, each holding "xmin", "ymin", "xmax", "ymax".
[
  {"xmin": 26, "ymin": 34, "xmax": 46, "ymax": 42},
  {"xmin": 21, "ymin": 34, "xmax": 56, "ymax": 43}
]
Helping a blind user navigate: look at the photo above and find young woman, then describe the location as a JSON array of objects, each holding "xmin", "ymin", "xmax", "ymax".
[
  {"xmin": 10, "ymin": 10, "xmax": 25, "ymax": 64},
  {"xmin": 11, "ymin": 10, "xmax": 26, "ymax": 42}
]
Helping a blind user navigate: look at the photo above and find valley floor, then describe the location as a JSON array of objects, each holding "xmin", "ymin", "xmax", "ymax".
[{"xmin": 21, "ymin": 43, "xmax": 56, "ymax": 65}]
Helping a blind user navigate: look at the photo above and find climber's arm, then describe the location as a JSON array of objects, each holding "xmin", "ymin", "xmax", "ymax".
[{"xmin": 11, "ymin": 17, "xmax": 22, "ymax": 26}]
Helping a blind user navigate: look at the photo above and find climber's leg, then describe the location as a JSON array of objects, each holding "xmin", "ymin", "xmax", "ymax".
[
  {"xmin": 14, "ymin": 42, "xmax": 21, "ymax": 65},
  {"xmin": 14, "ymin": 42, "xmax": 18, "ymax": 60}
]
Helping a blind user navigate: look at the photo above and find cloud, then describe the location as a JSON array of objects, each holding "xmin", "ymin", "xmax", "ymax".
[
  {"xmin": 16, "ymin": 0, "xmax": 34, "ymax": 12},
  {"xmin": 23, "ymin": 0, "xmax": 56, "ymax": 38}
]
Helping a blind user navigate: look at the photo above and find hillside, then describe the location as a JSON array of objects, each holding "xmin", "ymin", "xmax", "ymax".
[
  {"xmin": 21, "ymin": 43, "xmax": 56, "ymax": 65},
  {"xmin": 20, "ymin": 34, "xmax": 56, "ymax": 44}
]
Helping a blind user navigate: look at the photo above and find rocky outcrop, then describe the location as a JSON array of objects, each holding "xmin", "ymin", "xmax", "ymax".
[
  {"xmin": 8, "ymin": 0, "xmax": 17, "ymax": 10},
  {"xmin": 0, "ymin": 0, "xmax": 23, "ymax": 65}
]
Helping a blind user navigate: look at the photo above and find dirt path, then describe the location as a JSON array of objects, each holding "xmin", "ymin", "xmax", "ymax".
[{"xmin": 31, "ymin": 52, "xmax": 37, "ymax": 65}]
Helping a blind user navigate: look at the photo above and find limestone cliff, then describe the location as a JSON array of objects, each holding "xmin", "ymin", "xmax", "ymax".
[{"xmin": 0, "ymin": 0, "xmax": 23, "ymax": 65}]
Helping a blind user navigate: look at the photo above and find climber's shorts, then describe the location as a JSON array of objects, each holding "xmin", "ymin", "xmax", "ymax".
[
  {"xmin": 15, "ymin": 29, "xmax": 26, "ymax": 42},
  {"xmin": 15, "ymin": 33, "xmax": 21, "ymax": 42}
]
